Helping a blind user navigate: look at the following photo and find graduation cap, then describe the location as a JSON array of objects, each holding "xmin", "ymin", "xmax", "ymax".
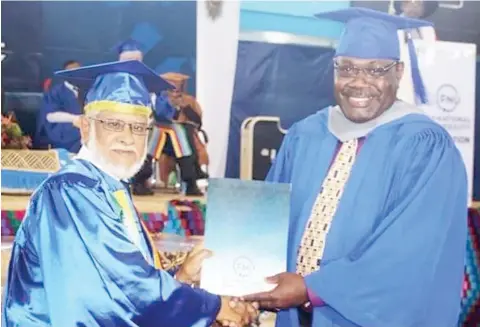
[
  {"xmin": 315, "ymin": 7, "xmax": 433, "ymax": 104},
  {"xmin": 160, "ymin": 72, "xmax": 190, "ymax": 90},
  {"xmin": 55, "ymin": 60, "xmax": 172, "ymax": 117}
]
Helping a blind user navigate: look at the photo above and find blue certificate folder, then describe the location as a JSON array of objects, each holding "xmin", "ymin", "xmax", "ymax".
[{"xmin": 200, "ymin": 178, "xmax": 291, "ymax": 297}]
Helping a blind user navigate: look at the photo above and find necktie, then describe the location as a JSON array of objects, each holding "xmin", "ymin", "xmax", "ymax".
[{"xmin": 297, "ymin": 139, "xmax": 358, "ymax": 276}]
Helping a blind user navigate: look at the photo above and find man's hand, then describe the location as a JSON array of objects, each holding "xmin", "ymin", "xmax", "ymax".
[
  {"xmin": 175, "ymin": 243, "xmax": 212, "ymax": 285},
  {"xmin": 73, "ymin": 115, "xmax": 82, "ymax": 129},
  {"xmin": 216, "ymin": 297, "xmax": 259, "ymax": 327},
  {"xmin": 242, "ymin": 272, "xmax": 308, "ymax": 310}
]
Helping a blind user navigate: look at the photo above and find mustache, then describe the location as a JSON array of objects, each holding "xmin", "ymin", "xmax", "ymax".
[
  {"xmin": 110, "ymin": 146, "xmax": 139, "ymax": 156},
  {"xmin": 341, "ymin": 86, "xmax": 380, "ymax": 98}
]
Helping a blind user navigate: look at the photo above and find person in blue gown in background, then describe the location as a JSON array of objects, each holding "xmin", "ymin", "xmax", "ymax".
[
  {"xmin": 3, "ymin": 60, "xmax": 258, "ymax": 327},
  {"xmin": 34, "ymin": 60, "xmax": 83, "ymax": 153},
  {"xmin": 244, "ymin": 8, "xmax": 468, "ymax": 327}
]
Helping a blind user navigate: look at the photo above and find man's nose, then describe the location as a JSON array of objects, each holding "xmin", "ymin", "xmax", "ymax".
[
  {"xmin": 349, "ymin": 73, "xmax": 370, "ymax": 88},
  {"xmin": 117, "ymin": 124, "xmax": 135, "ymax": 144}
]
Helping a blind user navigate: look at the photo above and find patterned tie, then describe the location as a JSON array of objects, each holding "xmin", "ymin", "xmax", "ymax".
[{"xmin": 297, "ymin": 139, "xmax": 358, "ymax": 276}]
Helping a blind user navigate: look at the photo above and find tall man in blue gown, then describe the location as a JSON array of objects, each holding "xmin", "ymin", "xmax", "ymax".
[
  {"xmin": 34, "ymin": 60, "xmax": 83, "ymax": 153},
  {"xmin": 3, "ymin": 60, "xmax": 257, "ymax": 327},
  {"xmin": 244, "ymin": 8, "xmax": 468, "ymax": 327}
]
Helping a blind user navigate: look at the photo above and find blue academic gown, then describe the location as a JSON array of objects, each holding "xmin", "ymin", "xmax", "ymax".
[
  {"xmin": 34, "ymin": 82, "xmax": 82, "ymax": 153},
  {"xmin": 2, "ymin": 159, "xmax": 220, "ymax": 327},
  {"xmin": 268, "ymin": 108, "xmax": 468, "ymax": 327}
]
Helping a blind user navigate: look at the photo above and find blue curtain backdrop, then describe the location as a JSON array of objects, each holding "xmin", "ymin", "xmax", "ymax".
[
  {"xmin": 225, "ymin": 41, "xmax": 336, "ymax": 178},
  {"xmin": 1, "ymin": 1, "xmax": 197, "ymax": 94}
]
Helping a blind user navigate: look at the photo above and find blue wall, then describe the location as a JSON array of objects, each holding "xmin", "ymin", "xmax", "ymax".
[
  {"xmin": 240, "ymin": 1, "xmax": 350, "ymax": 39},
  {"xmin": 2, "ymin": 1, "xmax": 197, "ymax": 94}
]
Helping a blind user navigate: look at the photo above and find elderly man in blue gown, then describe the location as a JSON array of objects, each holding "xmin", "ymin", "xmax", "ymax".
[
  {"xmin": 244, "ymin": 8, "xmax": 468, "ymax": 327},
  {"xmin": 3, "ymin": 60, "xmax": 257, "ymax": 327}
]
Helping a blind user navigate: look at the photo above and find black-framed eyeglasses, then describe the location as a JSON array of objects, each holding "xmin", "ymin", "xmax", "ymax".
[
  {"xmin": 90, "ymin": 118, "xmax": 152, "ymax": 136},
  {"xmin": 333, "ymin": 60, "xmax": 399, "ymax": 79}
]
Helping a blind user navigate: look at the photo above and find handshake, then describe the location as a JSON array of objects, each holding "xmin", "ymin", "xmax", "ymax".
[
  {"xmin": 215, "ymin": 297, "xmax": 259, "ymax": 327},
  {"xmin": 175, "ymin": 243, "xmax": 308, "ymax": 327},
  {"xmin": 175, "ymin": 246, "xmax": 261, "ymax": 327}
]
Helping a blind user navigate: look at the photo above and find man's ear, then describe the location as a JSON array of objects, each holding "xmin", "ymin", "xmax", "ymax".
[{"xmin": 79, "ymin": 116, "xmax": 91, "ymax": 144}]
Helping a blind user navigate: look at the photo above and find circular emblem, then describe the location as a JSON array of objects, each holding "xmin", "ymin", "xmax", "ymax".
[
  {"xmin": 233, "ymin": 256, "xmax": 255, "ymax": 279},
  {"xmin": 436, "ymin": 84, "xmax": 460, "ymax": 113}
]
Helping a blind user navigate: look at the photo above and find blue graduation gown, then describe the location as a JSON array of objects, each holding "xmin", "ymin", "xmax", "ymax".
[
  {"xmin": 2, "ymin": 159, "xmax": 220, "ymax": 327},
  {"xmin": 268, "ymin": 109, "xmax": 468, "ymax": 327},
  {"xmin": 34, "ymin": 83, "xmax": 82, "ymax": 153}
]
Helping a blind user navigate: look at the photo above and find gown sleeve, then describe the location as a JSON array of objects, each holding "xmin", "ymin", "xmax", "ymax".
[
  {"xmin": 303, "ymin": 129, "xmax": 468, "ymax": 327},
  {"xmin": 40, "ymin": 86, "xmax": 82, "ymax": 152},
  {"xmin": 32, "ymin": 175, "xmax": 220, "ymax": 327}
]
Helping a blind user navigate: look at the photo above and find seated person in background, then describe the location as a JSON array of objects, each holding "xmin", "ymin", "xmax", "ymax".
[
  {"xmin": 34, "ymin": 60, "xmax": 82, "ymax": 153},
  {"xmin": 132, "ymin": 72, "xmax": 208, "ymax": 196},
  {"xmin": 160, "ymin": 72, "xmax": 209, "ymax": 180}
]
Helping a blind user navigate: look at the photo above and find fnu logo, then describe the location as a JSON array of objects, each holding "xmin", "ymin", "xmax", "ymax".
[{"xmin": 436, "ymin": 84, "xmax": 460, "ymax": 113}]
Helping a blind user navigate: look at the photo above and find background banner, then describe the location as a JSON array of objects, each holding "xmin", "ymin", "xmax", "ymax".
[{"xmin": 401, "ymin": 41, "xmax": 477, "ymax": 202}]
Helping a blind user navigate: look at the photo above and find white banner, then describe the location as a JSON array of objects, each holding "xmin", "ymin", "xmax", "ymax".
[
  {"xmin": 196, "ymin": 0, "xmax": 240, "ymax": 178},
  {"xmin": 399, "ymin": 40, "xmax": 477, "ymax": 202}
]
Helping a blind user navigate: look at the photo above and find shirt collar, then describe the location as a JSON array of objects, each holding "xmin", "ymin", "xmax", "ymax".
[{"xmin": 327, "ymin": 100, "xmax": 424, "ymax": 141}]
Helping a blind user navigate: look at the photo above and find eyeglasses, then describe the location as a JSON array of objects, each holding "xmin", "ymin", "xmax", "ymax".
[
  {"xmin": 90, "ymin": 118, "xmax": 152, "ymax": 135},
  {"xmin": 334, "ymin": 61, "xmax": 399, "ymax": 79}
]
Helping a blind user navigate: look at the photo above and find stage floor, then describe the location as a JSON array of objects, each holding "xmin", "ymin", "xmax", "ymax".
[{"xmin": 1, "ymin": 190, "xmax": 206, "ymax": 213}]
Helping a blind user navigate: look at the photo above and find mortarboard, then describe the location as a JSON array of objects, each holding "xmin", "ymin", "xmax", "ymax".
[
  {"xmin": 160, "ymin": 72, "xmax": 190, "ymax": 90},
  {"xmin": 160, "ymin": 72, "xmax": 191, "ymax": 83},
  {"xmin": 55, "ymin": 60, "xmax": 172, "ymax": 117},
  {"xmin": 315, "ymin": 7, "xmax": 433, "ymax": 104},
  {"xmin": 112, "ymin": 38, "xmax": 145, "ymax": 56}
]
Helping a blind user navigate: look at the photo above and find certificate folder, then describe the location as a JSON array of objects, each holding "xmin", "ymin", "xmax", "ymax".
[{"xmin": 200, "ymin": 178, "xmax": 290, "ymax": 297}]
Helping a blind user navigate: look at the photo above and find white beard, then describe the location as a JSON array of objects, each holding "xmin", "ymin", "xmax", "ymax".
[{"xmin": 86, "ymin": 125, "xmax": 148, "ymax": 181}]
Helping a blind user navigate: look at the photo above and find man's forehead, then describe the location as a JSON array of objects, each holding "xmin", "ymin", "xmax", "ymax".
[
  {"xmin": 336, "ymin": 56, "xmax": 395, "ymax": 66},
  {"xmin": 97, "ymin": 111, "xmax": 148, "ymax": 123}
]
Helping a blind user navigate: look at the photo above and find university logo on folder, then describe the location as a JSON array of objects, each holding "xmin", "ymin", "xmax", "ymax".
[{"xmin": 200, "ymin": 178, "xmax": 290, "ymax": 296}]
